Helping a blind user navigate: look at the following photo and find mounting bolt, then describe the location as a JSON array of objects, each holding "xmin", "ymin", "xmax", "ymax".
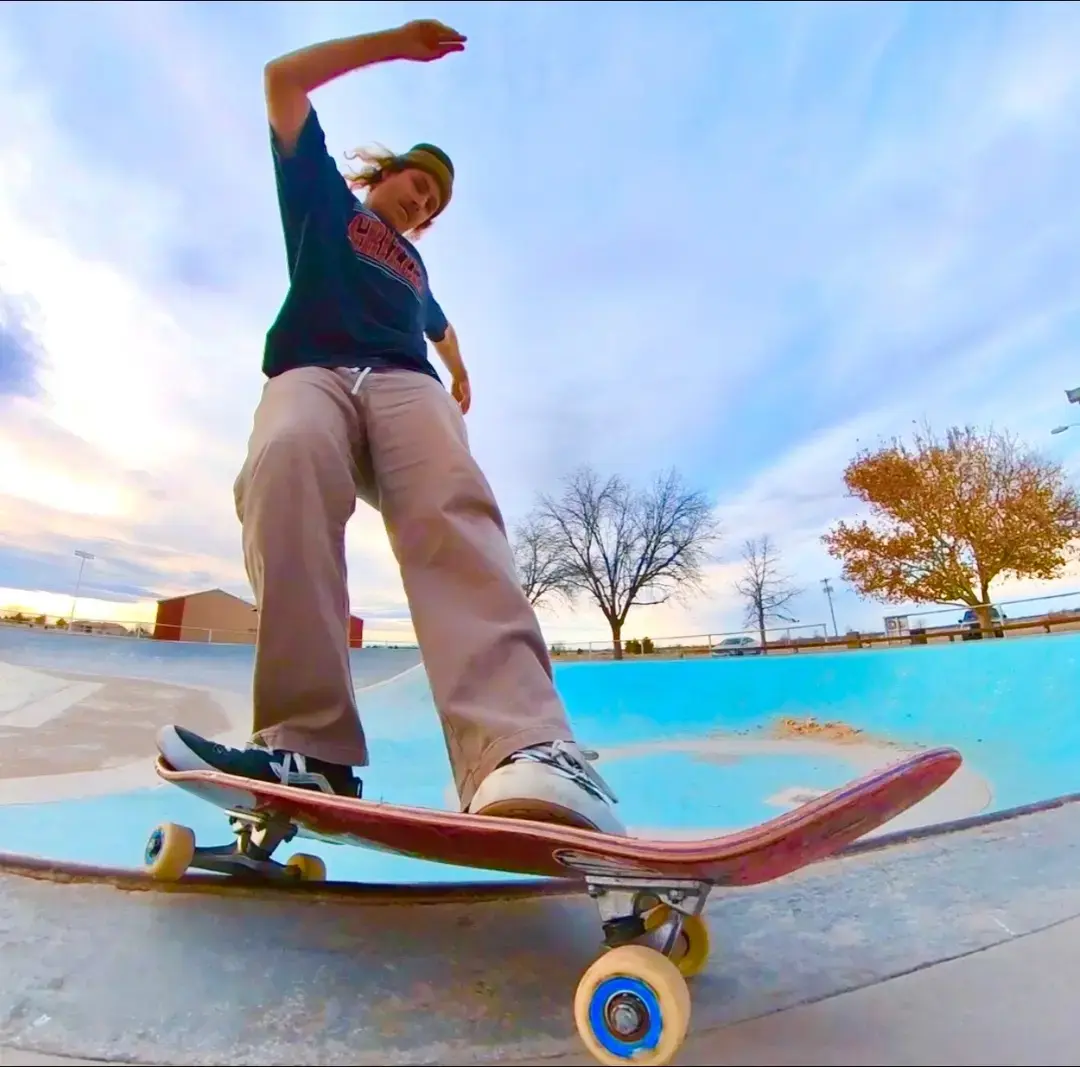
[{"xmin": 611, "ymin": 1002, "xmax": 641, "ymax": 1035}]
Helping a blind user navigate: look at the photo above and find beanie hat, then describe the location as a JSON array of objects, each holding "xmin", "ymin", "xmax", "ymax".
[{"xmin": 396, "ymin": 143, "xmax": 454, "ymax": 217}]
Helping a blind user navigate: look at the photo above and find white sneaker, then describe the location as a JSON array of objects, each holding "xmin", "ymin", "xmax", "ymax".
[{"xmin": 467, "ymin": 740, "xmax": 626, "ymax": 836}]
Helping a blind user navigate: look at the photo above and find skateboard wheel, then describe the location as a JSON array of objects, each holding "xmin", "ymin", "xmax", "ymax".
[
  {"xmin": 642, "ymin": 907, "xmax": 711, "ymax": 978},
  {"xmin": 669, "ymin": 914, "xmax": 711, "ymax": 978},
  {"xmin": 633, "ymin": 892, "xmax": 662, "ymax": 916},
  {"xmin": 285, "ymin": 853, "xmax": 327, "ymax": 882},
  {"xmin": 642, "ymin": 903, "xmax": 672, "ymax": 932},
  {"xmin": 144, "ymin": 823, "xmax": 196, "ymax": 882},
  {"xmin": 573, "ymin": 944, "xmax": 690, "ymax": 1066}
]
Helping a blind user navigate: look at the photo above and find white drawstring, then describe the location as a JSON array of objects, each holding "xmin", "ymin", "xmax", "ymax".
[{"xmin": 350, "ymin": 367, "xmax": 372, "ymax": 396}]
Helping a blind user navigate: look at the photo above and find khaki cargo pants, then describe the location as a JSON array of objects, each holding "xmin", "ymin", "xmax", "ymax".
[{"xmin": 233, "ymin": 365, "xmax": 572, "ymax": 809}]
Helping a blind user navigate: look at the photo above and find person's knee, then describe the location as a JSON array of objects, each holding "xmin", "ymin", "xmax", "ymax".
[{"xmin": 391, "ymin": 462, "xmax": 505, "ymax": 565}]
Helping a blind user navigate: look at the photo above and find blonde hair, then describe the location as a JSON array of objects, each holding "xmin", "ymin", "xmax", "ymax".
[{"xmin": 343, "ymin": 145, "xmax": 436, "ymax": 236}]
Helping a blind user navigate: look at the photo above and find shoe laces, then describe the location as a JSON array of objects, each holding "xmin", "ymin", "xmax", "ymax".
[{"xmin": 510, "ymin": 740, "xmax": 619, "ymax": 805}]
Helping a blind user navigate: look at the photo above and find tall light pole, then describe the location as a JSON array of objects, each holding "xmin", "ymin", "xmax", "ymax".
[
  {"xmin": 821, "ymin": 577, "xmax": 839, "ymax": 637},
  {"xmin": 69, "ymin": 549, "xmax": 95, "ymax": 628}
]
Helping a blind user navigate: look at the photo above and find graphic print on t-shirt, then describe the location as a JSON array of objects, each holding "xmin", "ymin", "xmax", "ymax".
[{"xmin": 346, "ymin": 209, "xmax": 425, "ymax": 297}]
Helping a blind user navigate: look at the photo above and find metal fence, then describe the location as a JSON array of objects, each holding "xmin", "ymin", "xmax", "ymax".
[
  {"xmin": 549, "ymin": 622, "xmax": 831, "ymax": 658},
  {"xmin": 3, "ymin": 588, "xmax": 1080, "ymax": 656}
]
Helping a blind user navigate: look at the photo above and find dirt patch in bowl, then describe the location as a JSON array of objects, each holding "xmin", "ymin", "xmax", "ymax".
[{"xmin": 770, "ymin": 716, "xmax": 868, "ymax": 743}]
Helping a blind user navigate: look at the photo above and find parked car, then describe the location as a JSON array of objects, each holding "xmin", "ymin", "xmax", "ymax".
[
  {"xmin": 959, "ymin": 607, "xmax": 1005, "ymax": 640},
  {"xmin": 711, "ymin": 636, "xmax": 761, "ymax": 657}
]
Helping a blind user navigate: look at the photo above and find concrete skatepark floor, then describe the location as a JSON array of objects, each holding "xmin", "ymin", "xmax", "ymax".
[
  {"xmin": 1, "ymin": 627, "xmax": 1079, "ymax": 1063},
  {"xmin": 2, "ymin": 801, "xmax": 1079, "ymax": 1065},
  {"xmin": 5, "ymin": 909, "xmax": 1080, "ymax": 1066}
]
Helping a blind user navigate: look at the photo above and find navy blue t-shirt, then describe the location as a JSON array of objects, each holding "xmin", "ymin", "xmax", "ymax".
[{"xmin": 262, "ymin": 106, "xmax": 448, "ymax": 382}]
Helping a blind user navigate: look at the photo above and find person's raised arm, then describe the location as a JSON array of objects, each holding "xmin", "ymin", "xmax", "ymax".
[{"xmin": 264, "ymin": 20, "xmax": 467, "ymax": 154}]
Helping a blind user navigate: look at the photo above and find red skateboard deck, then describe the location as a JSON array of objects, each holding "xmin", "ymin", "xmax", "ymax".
[{"xmin": 152, "ymin": 745, "xmax": 961, "ymax": 886}]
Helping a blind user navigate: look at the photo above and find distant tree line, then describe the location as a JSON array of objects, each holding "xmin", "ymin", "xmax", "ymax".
[{"xmin": 510, "ymin": 422, "xmax": 1080, "ymax": 655}]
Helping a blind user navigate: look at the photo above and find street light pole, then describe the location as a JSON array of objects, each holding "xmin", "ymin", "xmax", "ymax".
[
  {"xmin": 69, "ymin": 549, "xmax": 95, "ymax": 629},
  {"xmin": 821, "ymin": 577, "xmax": 839, "ymax": 637}
]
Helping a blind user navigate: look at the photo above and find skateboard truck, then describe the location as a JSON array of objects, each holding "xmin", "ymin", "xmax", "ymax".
[
  {"xmin": 187, "ymin": 811, "xmax": 299, "ymax": 878},
  {"xmin": 587, "ymin": 875, "xmax": 711, "ymax": 955},
  {"xmin": 143, "ymin": 810, "xmax": 326, "ymax": 883},
  {"xmin": 573, "ymin": 875, "xmax": 713, "ymax": 1065}
]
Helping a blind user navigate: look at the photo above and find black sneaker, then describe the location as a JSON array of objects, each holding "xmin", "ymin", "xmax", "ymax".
[{"xmin": 156, "ymin": 725, "xmax": 362, "ymax": 797}]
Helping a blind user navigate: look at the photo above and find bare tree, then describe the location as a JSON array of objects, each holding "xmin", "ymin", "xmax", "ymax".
[
  {"xmin": 733, "ymin": 535, "xmax": 800, "ymax": 651},
  {"xmin": 510, "ymin": 512, "xmax": 575, "ymax": 610},
  {"xmin": 536, "ymin": 465, "xmax": 721, "ymax": 659}
]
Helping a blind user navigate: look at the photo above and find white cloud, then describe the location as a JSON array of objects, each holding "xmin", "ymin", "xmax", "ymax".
[{"xmin": 2, "ymin": 1, "xmax": 1080, "ymax": 647}]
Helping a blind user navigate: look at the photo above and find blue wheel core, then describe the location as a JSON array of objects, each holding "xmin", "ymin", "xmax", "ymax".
[
  {"xmin": 587, "ymin": 975, "xmax": 662, "ymax": 1058},
  {"xmin": 144, "ymin": 828, "xmax": 164, "ymax": 865}
]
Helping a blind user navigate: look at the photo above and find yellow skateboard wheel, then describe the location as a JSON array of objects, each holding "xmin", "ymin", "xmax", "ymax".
[
  {"xmin": 574, "ymin": 944, "xmax": 691, "ymax": 1065},
  {"xmin": 285, "ymin": 853, "xmax": 327, "ymax": 882},
  {"xmin": 144, "ymin": 823, "xmax": 196, "ymax": 882},
  {"xmin": 642, "ymin": 906, "xmax": 712, "ymax": 978}
]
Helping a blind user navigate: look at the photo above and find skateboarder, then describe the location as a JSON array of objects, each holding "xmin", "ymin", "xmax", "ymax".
[{"xmin": 156, "ymin": 20, "xmax": 625, "ymax": 836}]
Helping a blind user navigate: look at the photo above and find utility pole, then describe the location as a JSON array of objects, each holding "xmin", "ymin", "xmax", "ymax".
[
  {"xmin": 69, "ymin": 549, "xmax": 95, "ymax": 629},
  {"xmin": 821, "ymin": 577, "xmax": 839, "ymax": 637}
]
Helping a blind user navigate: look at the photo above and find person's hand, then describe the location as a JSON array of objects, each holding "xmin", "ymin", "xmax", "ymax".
[
  {"xmin": 452, "ymin": 371, "xmax": 471, "ymax": 415},
  {"xmin": 392, "ymin": 20, "xmax": 467, "ymax": 63}
]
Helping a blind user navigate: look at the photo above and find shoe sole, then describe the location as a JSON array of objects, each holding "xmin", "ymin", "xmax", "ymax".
[{"xmin": 470, "ymin": 796, "xmax": 605, "ymax": 831}]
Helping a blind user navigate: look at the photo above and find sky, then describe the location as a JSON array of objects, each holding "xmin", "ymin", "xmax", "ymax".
[{"xmin": 3, "ymin": 0, "xmax": 1080, "ymax": 646}]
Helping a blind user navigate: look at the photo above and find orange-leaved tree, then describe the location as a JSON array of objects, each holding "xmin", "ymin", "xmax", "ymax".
[{"xmin": 822, "ymin": 425, "xmax": 1080, "ymax": 629}]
